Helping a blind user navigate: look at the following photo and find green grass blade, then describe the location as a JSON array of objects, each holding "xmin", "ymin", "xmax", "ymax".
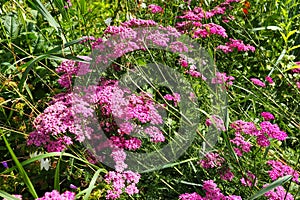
[
  {"xmin": 0, "ymin": 190, "xmax": 21, "ymax": 200},
  {"xmin": 83, "ymin": 168, "xmax": 103, "ymax": 200},
  {"xmin": 19, "ymin": 54, "xmax": 49, "ymax": 91},
  {"xmin": 54, "ymin": 153, "xmax": 62, "ymax": 192},
  {"xmin": 28, "ymin": 0, "xmax": 66, "ymax": 43},
  {"xmin": 247, "ymin": 175, "xmax": 293, "ymax": 200},
  {"xmin": 251, "ymin": 26, "xmax": 282, "ymax": 31},
  {"xmin": 2, "ymin": 134, "xmax": 38, "ymax": 198},
  {"xmin": 1, "ymin": 152, "xmax": 105, "ymax": 175},
  {"xmin": 46, "ymin": 38, "xmax": 84, "ymax": 54}
]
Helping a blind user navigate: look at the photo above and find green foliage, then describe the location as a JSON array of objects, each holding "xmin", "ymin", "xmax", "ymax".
[{"xmin": 0, "ymin": 0, "xmax": 299, "ymax": 199}]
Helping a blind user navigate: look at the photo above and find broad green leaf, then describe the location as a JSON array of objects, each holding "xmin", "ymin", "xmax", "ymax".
[{"xmin": 2, "ymin": 13, "xmax": 21, "ymax": 39}]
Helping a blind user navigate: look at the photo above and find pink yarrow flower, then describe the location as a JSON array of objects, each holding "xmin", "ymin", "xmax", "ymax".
[
  {"xmin": 250, "ymin": 78, "xmax": 266, "ymax": 87},
  {"xmin": 261, "ymin": 112, "xmax": 274, "ymax": 121},
  {"xmin": 264, "ymin": 185, "xmax": 294, "ymax": 200},
  {"xmin": 198, "ymin": 152, "xmax": 225, "ymax": 169},
  {"xmin": 240, "ymin": 171, "xmax": 257, "ymax": 187},
  {"xmin": 265, "ymin": 76, "xmax": 274, "ymax": 84},
  {"xmin": 36, "ymin": 190, "xmax": 75, "ymax": 200},
  {"xmin": 267, "ymin": 160, "xmax": 299, "ymax": 183},
  {"xmin": 148, "ymin": 4, "xmax": 164, "ymax": 13}
]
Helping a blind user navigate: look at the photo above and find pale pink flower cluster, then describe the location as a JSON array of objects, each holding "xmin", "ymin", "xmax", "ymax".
[
  {"xmin": 205, "ymin": 115, "xmax": 226, "ymax": 131},
  {"xmin": 211, "ymin": 72, "xmax": 235, "ymax": 86},
  {"xmin": 105, "ymin": 170, "xmax": 140, "ymax": 199}
]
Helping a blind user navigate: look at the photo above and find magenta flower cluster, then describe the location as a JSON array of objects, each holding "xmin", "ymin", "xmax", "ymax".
[
  {"xmin": 264, "ymin": 185, "xmax": 294, "ymax": 200},
  {"xmin": 205, "ymin": 115, "xmax": 226, "ymax": 131},
  {"xmin": 261, "ymin": 112, "xmax": 275, "ymax": 121},
  {"xmin": 164, "ymin": 92, "xmax": 181, "ymax": 107},
  {"xmin": 217, "ymin": 39, "xmax": 255, "ymax": 53},
  {"xmin": 230, "ymin": 132, "xmax": 252, "ymax": 156},
  {"xmin": 267, "ymin": 160, "xmax": 299, "ymax": 183},
  {"xmin": 230, "ymin": 116, "xmax": 287, "ymax": 150},
  {"xmin": 148, "ymin": 4, "xmax": 163, "ymax": 14},
  {"xmin": 240, "ymin": 171, "xmax": 257, "ymax": 187},
  {"xmin": 250, "ymin": 78, "xmax": 266, "ymax": 87},
  {"xmin": 36, "ymin": 190, "xmax": 75, "ymax": 200},
  {"xmin": 199, "ymin": 153, "xmax": 234, "ymax": 181},
  {"xmin": 198, "ymin": 152, "xmax": 225, "ymax": 169},
  {"xmin": 179, "ymin": 180, "xmax": 242, "ymax": 200},
  {"xmin": 105, "ymin": 170, "xmax": 140, "ymax": 199},
  {"xmin": 27, "ymin": 92, "xmax": 94, "ymax": 152}
]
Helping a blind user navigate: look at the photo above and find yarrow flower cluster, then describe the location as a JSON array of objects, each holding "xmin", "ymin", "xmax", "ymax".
[
  {"xmin": 36, "ymin": 190, "xmax": 75, "ymax": 200},
  {"xmin": 261, "ymin": 112, "xmax": 275, "ymax": 121},
  {"xmin": 230, "ymin": 132, "xmax": 252, "ymax": 156},
  {"xmin": 105, "ymin": 170, "xmax": 140, "ymax": 199},
  {"xmin": 211, "ymin": 72, "xmax": 235, "ymax": 86},
  {"xmin": 198, "ymin": 152, "xmax": 225, "ymax": 169},
  {"xmin": 240, "ymin": 171, "xmax": 257, "ymax": 187},
  {"xmin": 199, "ymin": 153, "xmax": 235, "ymax": 182},
  {"xmin": 164, "ymin": 92, "xmax": 181, "ymax": 106},
  {"xmin": 265, "ymin": 76, "xmax": 274, "ymax": 84},
  {"xmin": 179, "ymin": 55, "xmax": 207, "ymax": 80},
  {"xmin": 205, "ymin": 115, "xmax": 226, "ymax": 131},
  {"xmin": 267, "ymin": 160, "xmax": 299, "ymax": 183},
  {"xmin": 179, "ymin": 180, "xmax": 242, "ymax": 200},
  {"xmin": 250, "ymin": 78, "xmax": 266, "ymax": 87},
  {"xmin": 27, "ymin": 92, "xmax": 94, "ymax": 152},
  {"xmin": 148, "ymin": 4, "xmax": 163, "ymax": 14},
  {"xmin": 56, "ymin": 56, "xmax": 91, "ymax": 89},
  {"xmin": 264, "ymin": 185, "xmax": 294, "ymax": 200},
  {"xmin": 217, "ymin": 39, "xmax": 255, "ymax": 53},
  {"xmin": 230, "ymin": 119, "xmax": 287, "ymax": 149},
  {"xmin": 193, "ymin": 23, "xmax": 228, "ymax": 38}
]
